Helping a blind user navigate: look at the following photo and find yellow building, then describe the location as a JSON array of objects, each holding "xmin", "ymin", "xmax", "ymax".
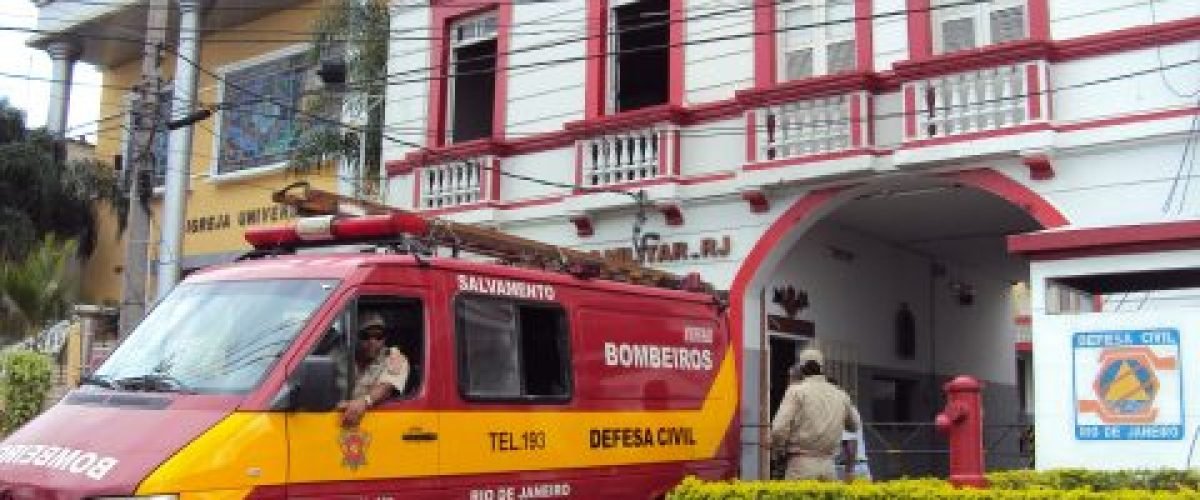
[{"xmin": 30, "ymin": 1, "xmax": 342, "ymax": 305}]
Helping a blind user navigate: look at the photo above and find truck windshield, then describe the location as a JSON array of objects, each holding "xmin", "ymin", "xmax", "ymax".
[{"xmin": 91, "ymin": 279, "xmax": 337, "ymax": 394}]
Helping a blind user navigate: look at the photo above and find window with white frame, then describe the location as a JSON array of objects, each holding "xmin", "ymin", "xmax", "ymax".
[
  {"xmin": 216, "ymin": 50, "xmax": 314, "ymax": 175},
  {"xmin": 777, "ymin": 0, "xmax": 856, "ymax": 81},
  {"xmin": 447, "ymin": 12, "xmax": 498, "ymax": 144},
  {"xmin": 933, "ymin": 0, "xmax": 1026, "ymax": 54},
  {"xmin": 610, "ymin": 0, "xmax": 670, "ymax": 113}
]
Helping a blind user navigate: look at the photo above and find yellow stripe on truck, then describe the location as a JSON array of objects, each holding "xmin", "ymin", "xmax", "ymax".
[
  {"xmin": 137, "ymin": 346, "xmax": 736, "ymax": 491},
  {"xmin": 137, "ymin": 413, "xmax": 287, "ymax": 496}
]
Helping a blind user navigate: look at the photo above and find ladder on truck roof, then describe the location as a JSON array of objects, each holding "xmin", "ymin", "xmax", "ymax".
[{"xmin": 255, "ymin": 182, "xmax": 714, "ymax": 294}]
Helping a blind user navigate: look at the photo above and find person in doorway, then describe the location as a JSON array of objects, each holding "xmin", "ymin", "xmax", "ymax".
[
  {"xmin": 336, "ymin": 311, "xmax": 409, "ymax": 427},
  {"xmin": 771, "ymin": 348, "xmax": 859, "ymax": 481}
]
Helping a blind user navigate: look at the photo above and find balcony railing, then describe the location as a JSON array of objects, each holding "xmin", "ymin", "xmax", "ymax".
[
  {"xmin": 755, "ymin": 94, "xmax": 858, "ymax": 161},
  {"xmin": 578, "ymin": 125, "xmax": 675, "ymax": 188},
  {"xmin": 418, "ymin": 156, "xmax": 495, "ymax": 209},
  {"xmin": 906, "ymin": 61, "xmax": 1047, "ymax": 141}
]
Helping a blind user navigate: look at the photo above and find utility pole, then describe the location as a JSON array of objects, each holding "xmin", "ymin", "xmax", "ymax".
[
  {"xmin": 119, "ymin": 0, "xmax": 170, "ymax": 337},
  {"xmin": 157, "ymin": 0, "xmax": 201, "ymax": 300}
]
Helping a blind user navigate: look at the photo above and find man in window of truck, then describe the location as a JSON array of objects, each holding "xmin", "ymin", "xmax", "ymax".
[{"xmin": 337, "ymin": 311, "xmax": 410, "ymax": 427}]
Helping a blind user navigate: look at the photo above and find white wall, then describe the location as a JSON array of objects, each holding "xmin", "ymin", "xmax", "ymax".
[
  {"xmin": 684, "ymin": 0, "xmax": 755, "ymax": 104},
  {"xmin": 1031, "ymin": 250, "xmax": 1200, "ymax": 469},
  {"xmin": 1050, "ymin": 0, "xmax": 1199, "ymax": 40},
  {"xmin": 680, "ymin": 117, "xmax": 745, "ymax": 174},
  {"xmin": 500, "ymin": 148, "xmax": 577, "ymax": 200},
  {"xmin": 505, "ymin": 3, "xmax": 589, "ymax": 138},
  {"xmin": 384, "ymin": 4, "xmax": 431, "ymax": 161},
  {"xmin": 873, "ymin": 0, "xmax": 910, "ymax": 72},
  {"xmin": 1051, "ymin": 43, "xmax": 1200, "ymax": 125}
]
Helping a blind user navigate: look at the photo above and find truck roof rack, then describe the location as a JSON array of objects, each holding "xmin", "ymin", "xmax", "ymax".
[{"xmin": 249, "ymin": 182, "xmax": 714, "ymax": 293}]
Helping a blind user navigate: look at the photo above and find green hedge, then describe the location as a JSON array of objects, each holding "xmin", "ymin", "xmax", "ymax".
[
  {"xmin": 0, "ymin": 350, "xmax": 54, "ymax": 434},
  {"xmin": 668, "ymin": 470, "xmax": 1200, "ymax": 499},
  {"xmin": 988, "ymin": 469, "xmax": 1200, "ymax": 491}
]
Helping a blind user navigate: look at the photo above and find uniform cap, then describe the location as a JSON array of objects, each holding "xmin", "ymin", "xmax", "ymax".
[
  {"xmin": 797, "ymin": 348, "xmax": 824, "ymax": 366},
  {"xmin": 360, "ymin": 312, "xmax": 385, "ymax": 330}
]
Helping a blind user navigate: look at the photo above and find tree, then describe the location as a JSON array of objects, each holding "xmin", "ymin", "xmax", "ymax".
[
  {"xmin": 0, "ymin": 236, "xmax": 78, "ymax": 345},
  {"xmin": 290, "ymin": 0, "xmax": 390, "ymax": 201},
  {"xmin": 0, "ymin": 99, "xmax": 124, "ymax": 261}
]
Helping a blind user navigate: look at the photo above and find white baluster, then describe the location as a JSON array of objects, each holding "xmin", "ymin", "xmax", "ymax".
[{"xmin": 982, "ymin": 68, "xmax": 997, "ymax": 131}]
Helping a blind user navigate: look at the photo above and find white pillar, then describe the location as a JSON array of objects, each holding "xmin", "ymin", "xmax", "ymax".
[
  {"xmin": 156, "ymin": 0, "xmax": 201, "ymax": 300},
  {"xmin": 45, "ymin": 40, "xmax": 80, "ymax": 138}
]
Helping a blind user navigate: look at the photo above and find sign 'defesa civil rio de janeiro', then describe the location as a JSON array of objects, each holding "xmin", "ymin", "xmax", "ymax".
[{"xmin": 1073, "ymin": 328, "xmax": 1182, "ymax": 441}]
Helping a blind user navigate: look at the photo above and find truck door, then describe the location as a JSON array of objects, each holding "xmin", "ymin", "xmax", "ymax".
[{"xmin": 286, "ymin": 290, "xmax": 441, "ymax": 497}]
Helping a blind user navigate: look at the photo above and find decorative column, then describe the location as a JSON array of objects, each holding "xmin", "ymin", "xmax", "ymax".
[
  {"xmin": 157, "ymin": 0, "xmax": 202, "ymax": 300},
  {"xmin": 44, "ymin": 40, "xmax": 80, "ymax": 138}
]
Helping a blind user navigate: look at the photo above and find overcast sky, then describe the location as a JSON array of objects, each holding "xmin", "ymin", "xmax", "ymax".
[{"xmin": 0, "ymin": 0, "xmax": 102, "ymax": 140}]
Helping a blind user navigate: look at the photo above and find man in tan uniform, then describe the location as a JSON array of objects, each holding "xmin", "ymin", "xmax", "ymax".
[
  {"xmin": 771, "ymin": 348, "xmax": 859, "ymax": 481},
  {"xmin": 337, "ymin": 311, "xmax": 410, "ymax": 427}
]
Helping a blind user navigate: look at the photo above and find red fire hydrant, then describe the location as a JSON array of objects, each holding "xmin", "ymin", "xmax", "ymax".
[{"xmin": 935, "ymin": 376, "xmax": 987, "ymax": 488}]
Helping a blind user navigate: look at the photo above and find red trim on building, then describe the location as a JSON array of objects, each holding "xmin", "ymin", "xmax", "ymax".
[
  {"xmin": 727, "ymin": 186, "xmax": 843, "ymax": 438},
  {"xmin": 945, "ymin": 168, "xmax": 1069, "ymax": 228},
  {"xmin": 854, "ymin": 0, "xmax": 874, "ymax": 71},
  {"xmin": 906, "ymin": 0, "xmax": 932, "ymax": 61},
  {"xmin": 1022, "ymin": 152, "xmax": 1054, "ymax": 180},
  {"xmin": 753, "ymin": 0, "xmax": 776, "ymax": 88},
  {"xmin": 658, "ymin": 202, "xmax": 684, "ymax": 226},
  {"xmin": 893, "ymin": 40, "xmax": 1054, "ymax": 81},
  {"xmin": 672, "ymin": 129, "xmax": 682, "ymax": 176},
  {"xmin": 569, "ymin": 212, "xmax": 595, "ymax": 237},
  {"xmin": 412, "ymin": 168, "xmax": 422, "ymax": 209},
  {"xmin": 488, "ymin": 157, "xmax": 502, "ymax": 201},
  {"xmin": 1009, "ymin": 220, "xmax": 1200, "ymax": 261},
  {"xmin": 1015, "ymin": 314, "xmax": 1032, "ymax": 326},
  {"xmin": 566, "ymin": 104, "xmax": 689, "ymax": 135},
  {"xmin": 1092, "ymin": 295, "xmax": 1104, "ymax": 312},
  {"xmin": 1054, "ymin": 16, "xmax": 1200, "ymax": 61},
  {"xmin": 584, "ymin": 0, "xmax": 607, "ymax": 120},
  {"xmin": 901, "ymin": 122, "xmax": 1053, "ymax": 149},
  {"xmin": 1027, "ymin": 0, "xmax": 1050, "ymax": 41},
  {"xmin": 743, "ymin": 148, "xmax": 873, "ymax": 172},
  {"xmin": 1016, "ymin": 341, "xmax": 1032, "ymax": 352},
  {"xmin": 1056, "ymin": 105, "xmax": 1199, "ymax": 132},
  {"xmin": 669, "ymin": 0, "xmax": 685, "ymax": 107},
  {"xmin": 736, "ymin": 72, "xmax": 883, "ymax": 107},
  {"xmin": 740, "ymin": 188, "xmax": 770, "ymax": 213},
  {"xmin": 575, "ymin": 142, "xmax": 584, "ymax": 189},
  {"xmin": 1026, "ymin": 63, "xmax": 1042, "ymax": 120},
  {"xmin": 745, "ymin": 111, "xmax": 757, "ymax": 163},
  {"xmin": 427, "ymin": 1, "xmax": 512, "ymax": 147}
]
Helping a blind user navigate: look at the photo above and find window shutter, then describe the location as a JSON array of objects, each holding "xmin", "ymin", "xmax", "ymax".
[
  {"xmin": 826, "ymin": 40, "xmax": 855, "ymax": 74},
  {"xmin": 990, "ymin": 6, "xmax": 1026, "ymax": 44},
  {"xmin": 785, "ymin": 48, "xmax": 814, "ymax": 80},
  {"xmin": 941, "ymin": 17, "xmax": 976, "ymax": 53}
]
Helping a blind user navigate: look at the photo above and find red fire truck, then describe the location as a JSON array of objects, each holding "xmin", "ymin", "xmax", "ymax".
[{"xmin": 0, "ymin": 194, "xmax": 739, "ymax": 499}]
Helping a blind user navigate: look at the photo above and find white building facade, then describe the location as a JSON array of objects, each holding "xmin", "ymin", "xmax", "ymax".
[{"xmin": 382, "ymin": 0, "xmax": 1200, "ymax": 476}]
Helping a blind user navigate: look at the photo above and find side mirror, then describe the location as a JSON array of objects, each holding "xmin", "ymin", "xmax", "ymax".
[{"xmin": 290, "ymin": 355, "xmax": 340, "ymax": 411}]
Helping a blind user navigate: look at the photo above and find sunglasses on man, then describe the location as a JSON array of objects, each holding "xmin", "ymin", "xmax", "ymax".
[{"xmin": 360, "ymin": 326, "xmax": 386, "ymax": 340}]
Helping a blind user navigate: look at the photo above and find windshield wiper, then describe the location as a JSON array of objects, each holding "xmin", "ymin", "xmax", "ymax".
[
  {"xmin": 79, "ymin": 374, "xmax": 120, "ymax": 390},
  {"xmin": 114, "ymin": 373, "xmax": 193, "ymax": 394}
]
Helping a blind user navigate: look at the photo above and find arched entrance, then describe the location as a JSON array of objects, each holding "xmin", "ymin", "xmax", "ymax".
[{"xmin": 731, "ymin": 168, "xmax": 1067, "ymax": 479}]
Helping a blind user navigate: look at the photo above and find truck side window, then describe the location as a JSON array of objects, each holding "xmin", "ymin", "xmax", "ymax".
[
  {"xmin": 456, "ymin": 296, "xmax": 571, "ymax": 402},
  {"xmin": 308, "ymin": 297, "xmax": 425, "ymax": 401}
]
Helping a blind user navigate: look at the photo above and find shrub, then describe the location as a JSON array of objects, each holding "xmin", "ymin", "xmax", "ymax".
[
  {"xmin": 0, "ymin": 350, "xmax": 54, "ymax": 434},
  {"xmin": 987, "ymin": 469, "xmax": 1200, "ymax": 491},
  {"xmin": 668, "ymin": 474, "xmax": 1200, "ymax": 499}
]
